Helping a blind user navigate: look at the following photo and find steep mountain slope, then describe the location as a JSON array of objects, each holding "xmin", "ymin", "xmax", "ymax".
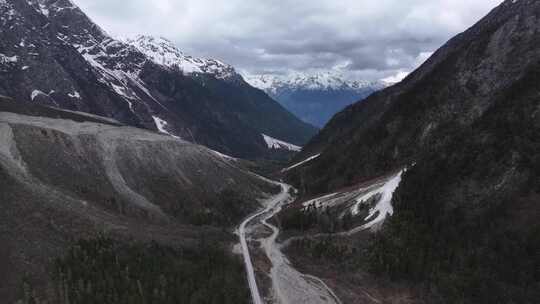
[
  {"xmin": 290, "ymin": 0, "xmax": 539, "ymax": 194},
  {"xmin": 0, "ymin": 0, "xmax": 316, "ymax": 158},
  {"xmin": 246, "ymin": 72, "xmax": 385, "ymax": 127},
  {"xmin": 286, "ymin": 0, "xmax": 539, "ymax": 302},
  {"xmin": 0, "ymin": 96, "xmax": 277, "ymax": 302}
]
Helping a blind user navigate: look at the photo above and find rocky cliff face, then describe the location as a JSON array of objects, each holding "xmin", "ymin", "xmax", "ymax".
[
  {"xmin": 287, "ymin": 0, "xmax": 540, "ymax": 302},
  {"xmin": 0, "ymin": 0, "xmax": 317, "ymax": 158}
]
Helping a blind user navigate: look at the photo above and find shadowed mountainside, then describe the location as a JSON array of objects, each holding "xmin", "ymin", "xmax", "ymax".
[{"xmin": 286, "ymin": 0, "xmax": 540, "ymax": 302}]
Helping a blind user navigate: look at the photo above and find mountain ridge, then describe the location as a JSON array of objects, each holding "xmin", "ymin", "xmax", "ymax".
[
  {"xmin": 122, "ymin": 35, "xmax": 240, "ymax": 82},
  {"xmin": 0, "ymin": 0, "xmax": 317, "ymax": 158},
  {"xmin": 245, "ymin": 71, "xmax": 385, "ymax": 94},
  {"xmin": 246, "ymin": 71, "xmax": 386, "ymax": 127}
]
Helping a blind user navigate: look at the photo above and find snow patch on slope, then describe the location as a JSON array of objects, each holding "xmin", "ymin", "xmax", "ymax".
[
  {"xmin": 30, "ymin": 90, "xmax": 47, "ymax": 100},
  {"xmin": 152, "ymin": 116, "xmax": 180, "ymax": 139},
  {"xmin": 67, "ymin": 91, "xmax": 80, "ymax": 99},
  {"xmin": 282, "ymin": 153, "xmax": 321, "ymax": 172},
  {"xmin": 299, "ymin": 170, "xmax": 405, "ymax": 233},
  {"xmin": 73, "ymin": 39, "xmax": 169, "ymax": 113},
  {"xmin": 0, "ymin": 54, "xmax": 18, "ymax": 64},
  {"xmin": 211, "ymin": 149, "xmax": 237, "ymax": 161},
  {"xmin": 262, "ymin": 134, "xmax": 301, "ymax": 152},
  {"xmin": 352, "ymin": 170, "xmax": 403, "ymax": 230}
]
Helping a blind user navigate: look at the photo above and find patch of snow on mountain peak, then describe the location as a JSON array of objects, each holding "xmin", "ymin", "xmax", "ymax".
[
  {"xmin": 243, "ymin": 74, "xmax": 280, "ymax": 92},
  {"xmin": 26, "ymin": 0, "xmax": 79, "ymax": 18},
  {"xmin": 123, "ymin": 35, "xmax": 238, "ymax": 80},
  {"xmin": 245, "ymin": 71, "xmax": 386, "ymax": 94}
]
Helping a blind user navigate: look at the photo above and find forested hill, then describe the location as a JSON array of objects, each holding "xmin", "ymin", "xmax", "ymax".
[{"xmin": 286, "ymin": 0, "xmax": 540, "ymax": 302}]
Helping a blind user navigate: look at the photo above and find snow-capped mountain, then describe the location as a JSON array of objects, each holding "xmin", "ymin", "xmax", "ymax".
[
  {"xmin": 245, "ymin": 72, "xmax": 386, "ymax": 127},
  {"xmin": 0, "ymin": 0, "xmax": 316, "ymax": 158},
  {"xmin": 122, "ymin": 35, "xmax": 240, "ymax": 81},
  {"xmin": 246, "ymin": 71, "xmax": 383, "ymax": 95}
]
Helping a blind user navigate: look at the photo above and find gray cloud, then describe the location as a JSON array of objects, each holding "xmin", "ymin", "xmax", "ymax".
[{"xmin": 74, "ymin": 0, "xmax": 503, "ymax": 81}]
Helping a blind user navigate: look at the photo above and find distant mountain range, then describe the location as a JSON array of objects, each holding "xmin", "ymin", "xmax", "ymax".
[
  {"xmin": 0, "ymin": 0, "xmax": 317, "ymax": 158},
  {"xmin": 245, "ymin": 72, "xmax": 386, "ymax": 127}
]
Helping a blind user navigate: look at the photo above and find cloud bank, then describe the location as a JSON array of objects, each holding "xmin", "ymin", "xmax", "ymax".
[{"xmin": 74, "ymin": 0, "xmax": 503, "ymax": 81}]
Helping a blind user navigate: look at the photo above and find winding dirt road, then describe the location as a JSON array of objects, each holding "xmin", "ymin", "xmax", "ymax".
[{"xmin": 238, "ymin": 182, "xmax": 341, "ymax": 304}]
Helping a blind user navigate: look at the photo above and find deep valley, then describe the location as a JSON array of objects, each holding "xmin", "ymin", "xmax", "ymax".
[{"xmin": 1, "ymin": 0, "xmax": 539, "ymax": 303}]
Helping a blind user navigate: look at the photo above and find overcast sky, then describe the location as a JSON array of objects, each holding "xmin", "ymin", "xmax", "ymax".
[{"xmin": 74, "ymin": 0, "xmax": 503, "ymax": 81}]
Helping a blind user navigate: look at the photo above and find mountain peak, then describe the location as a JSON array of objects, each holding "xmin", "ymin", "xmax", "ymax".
[
  {"xmin": 122, "ymin": 34, "xmax": 238, "ymax": 81},
  {"xmin": 0, "ymin": 0, "xmax": 317, "ymax": 158},
  {"xmin": 245, "ymin": 71, "xmax": 386, "ymax": 127},
  {"xmin": 245, "ymin": 71, "xmax": 385, "ymax": 94}
]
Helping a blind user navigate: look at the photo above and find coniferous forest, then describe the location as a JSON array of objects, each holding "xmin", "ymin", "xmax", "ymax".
[{"xmin": 21, "ymin": 237, "xmax": 249, "ymax": 304}]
